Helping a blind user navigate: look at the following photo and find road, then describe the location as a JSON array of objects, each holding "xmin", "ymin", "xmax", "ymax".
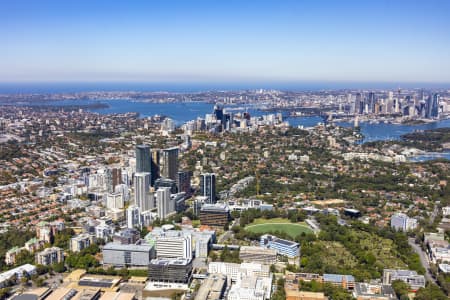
[
  {"xmin": 408, "ymin": 237, "xmax": 437, "ymax": 284},
  {"xmin": 217, "ymin": 218, "xmax": 239, "ymax": 244}
]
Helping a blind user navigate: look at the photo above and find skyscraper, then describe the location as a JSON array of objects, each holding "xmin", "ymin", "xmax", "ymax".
[
  {"xmin": 136, "ymin": 144, "xmax": 152, "ymax": 173},
  {"xmin": 134, "ymin": 172, "xmax": 152, "ymax": 211},
  {"xmin": 151, "ymin": 149, "xmax": 161, "ymax": 186},
  {"xmin": 176, "ymin": 171, "xmax": 191, "ymax": 194},
  {"xmin": 127, "ymin": 205, "xmax": 141, "ymax": 229},
  {"xmin": 161, "ymin": 147, "xmax": 179, "ymax": 181},
  {"xmin": 157, "ymin": 187, "xmax": 172, "ymax": 220},
  {"xmin": 354, "ymin": 93, "xmax": 364, "ymax": 115},
  {"xmin": 104, "ymin": 168, "xmax": 122, "ymax": 193},
  {"xmin": 367, "ymin": 92, "xmax": 376, "ymax": 114},
  {"xmin": 200, "ymin": 173, "xmax": 216, "ymax": 204},
  {"xmin": 431, "ymin": 93, "xmax": 440, "ymax": 118}
]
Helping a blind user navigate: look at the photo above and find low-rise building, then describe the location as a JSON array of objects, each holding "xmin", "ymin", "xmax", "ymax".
[
  {"xmin": 239, "ymin": 246, "xmax": 277, "ymax": 265},
  {"xmin": 199, "ymin": 203, "xmax": 230, "ymax": 228},
  {"xmin": 285, "ymin": 290, "xmax": 326, "ymax": 300},
  {"xmin": 195, "ymin": 274, "xmax": 227, "ymax": 300},
  {"xmin": 0, "ymin": 264, "xmax": 37, "ymax": 288},
  {"xmin": 208, "ymin": 262, "xmax": 270, "ymax": 282},
  {"xmin": 102, "ymin": 243, "xmax": 154, "ymax": 267},
  {"xmin": 390, "ymin": 213, "xmax": 417, "ymax": 232},
  {"xmin": 227, "ymin": 275, "xmax": 272, "ymax": 300},
  {"xmin": 323, "ymin": 274, "xmax": 355, "ymax": 290},
  {"xmin": 70, "ymin": 233, "xmax": 95, "ymax": 252},
  {"xmin": 260, "ymin": 234, "xmax": 300, "ymax": 258},
  {"xmin": 148, "ymin": 258, "xmax": 193, "ymax": 284},
  {"xmin": 112, "ymin": 228, "xmax": 140, "ymax": 245},
  {"xmin": 382, "ymin": 269, "xmax": 426, "ymax": 291},
  {"xmin": 5, "ymin": 246, "xmax": 22, "ymax": 265},
  {"xmin": 35, "ymin": 247, "xmax": 64, "ymax": 266},
  {"xmin": 352, "ymin": 282, "xmax": 396, "ymax": 300}
]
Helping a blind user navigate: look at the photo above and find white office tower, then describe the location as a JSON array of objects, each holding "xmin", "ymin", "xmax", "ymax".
[
  {"xmin": 157, "ymin": 187, "xmax": 173, "ymax": 220},
  {"xmin": 106, "ymin": 192, "xmax": 124, "ymax": 209},
  {"xmin": 134, "ymin": 172, "xmax": 151, "ymax": 211},
  {"xmin": 127, "ymin": 205, "xmax": 141, "ymax": 229},
  {"xmin": 156, "ymin": 234, "xmax": 192, "ymax": 260},
  {"xmin": 114, "ymin": 184, "xmax": 130, "ymax": 202},
  {"xmin": 141, "ymin": 210, "xmax": 153, "ymax": 227}
]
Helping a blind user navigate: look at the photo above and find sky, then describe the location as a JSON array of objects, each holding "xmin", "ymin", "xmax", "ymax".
[{"xmin": 1, "ymin": 0, "xmax": 450, "ymax": 84}]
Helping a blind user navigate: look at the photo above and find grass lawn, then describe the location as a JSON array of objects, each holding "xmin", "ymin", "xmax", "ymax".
[
  {"xmin": 249, "ymin": 217, "xmax": 291, "ymax": 225},
  {"xmin": 245, "ymin": 220, "xmax": 313, "ymax": 239}
]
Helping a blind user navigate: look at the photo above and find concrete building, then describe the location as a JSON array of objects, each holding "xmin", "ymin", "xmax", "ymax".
[
  {"xmin": 102, "ymin": 243, "xmax": 154, "ymax": 267},
  {"xmin": 323, "ymin": 274, "xmax": 355, "ymax": 290},
  {"xmin": 208, "ymin": 262, "xmax": 271, "ymax": 282},
  {"xmin": 5, "ymin": 246, "xmax": 22, "ymax": 265},
  {"xmin": 136, "ymin": 144, "xmax": 152, "ymax": 174},
  {"xmin": 148, "ymin": 258, "xmax": 192, "ymax": 284},
  {"xmin": 0, "ymin": 264, "xmax": 37, "ymax": 288},
  {"xmin": 382, "ymin": 269, "xmax": 426, "ymax": 291},
  {"xmin": 390, "ymin": 213, "xmax": 418, "ymax": 232},
  {"xmin": 134, "ymin": 172, "xmax": 152, "ymax": 211},
  {"xmin": 156, "ymin": 234, "xmax": 192, "ymax": 260},
  {"xmin": 285, "ymin": 290, "xmax": 326, "ymax": 300},
  {"xmin": 70, "ymin": 233, "xmax": 95, "ymax": 252},
  {"xmin": 126, "ymin": 205, "xmax": 141, "ymax": 229},
  {"xmin": 176, "ymin": 171, "xmax": 191, "ymax": 194},
  {"xmin": 199, "ymin": 203, "xmax": 230, "ymax": 227},
  {"xmin": 200, "ymin": 173, "xmax": 216, "ymax": 204},
  {"xmin": 112, "ymin": 228, "xmax": 140, "ymax": 245},
  {"xmin": 95, "ymin": 224, "xmax": 115, "ymax": 240},
  {"xmin": 35, "ymin": 247, "xmax": 64, "ymax": 266},
  {"xmin": 239, "ymin": 246, "xmax": 277, "ymax": 265},
  {"xmin": 195, "ymin": 274, "xmax": 227, "ymax": 300},
  {"xmin": 105, "ymin": 193, "xmax": 124, "ymax": 210},
  {"xmin": 156, "ymin": 187, "xmax": 173, "ymax": 220},
  {"xmin": 260, "ymin": 234, "xmax": 300, "ymax": 258},
  {"xmin": 227, "ymin": 275, "xmax": 272, "ymax": 300},
  {"xmin": 161, "ymin": 147, "xmax": 178, "ymax": 181},
  {"xmin": 352, "ymin": 282, "xmax": 396, "ymax": 300},
  {"xmin": 154, "ymin": 177, "xmax": 177, "ymax": 194}
]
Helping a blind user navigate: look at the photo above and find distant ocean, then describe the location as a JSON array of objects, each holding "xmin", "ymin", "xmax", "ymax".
[{"xmin": 1, "ymin": 81, "xmax": 450, "ymax": 94}]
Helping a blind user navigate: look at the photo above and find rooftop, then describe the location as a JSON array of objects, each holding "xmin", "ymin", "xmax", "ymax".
[
  {"xmin": 323, "ymin": 274, "xmax": 355, "ymax": 283},
  {"xmin": 103, "ymin": 242, "xmax": 153, "ymax": 252}
]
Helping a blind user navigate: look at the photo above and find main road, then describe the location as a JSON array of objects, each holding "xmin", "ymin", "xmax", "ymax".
[{"xmin": 408, "ymin": 237, "xmax": 437, "ymax": 285}]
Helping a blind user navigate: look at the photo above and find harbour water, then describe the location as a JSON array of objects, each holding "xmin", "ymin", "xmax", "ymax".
[{"xmin": 6, "ymin": 98, "xmax": 450, "ymax": 161}]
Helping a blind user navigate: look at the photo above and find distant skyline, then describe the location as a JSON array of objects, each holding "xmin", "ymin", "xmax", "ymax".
[{"xmin": 1, "ymin": 0, "xmax": 450, "ymax": 83}]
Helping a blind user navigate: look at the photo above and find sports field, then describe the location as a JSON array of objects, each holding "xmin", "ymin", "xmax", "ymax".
[{"xmin": 245, "ymin": 221, "xmax": 313, "ymax": 239}]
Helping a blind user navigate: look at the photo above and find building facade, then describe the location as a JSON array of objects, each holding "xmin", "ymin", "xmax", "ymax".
[
  {"xmin": 102, "ymin": 243, "xmax": 154, "ymax": 267},
  {"xmin": 200, "ymin": 173, "xmax": 216, "ymax": 204},
  {"xmin": 199, "ymin": 203, "xmax": 230, "ymax": 227},
  {"xmin": 36, "ymin": 247, "xmax": 64, "ymax": 266},
  {"xmin": 134, "ymin": 172, "xmax": 152, "ymax": 211},
  {"xmin": 260, "ymin": 234, "xmax": 300, "ymax": 258}
]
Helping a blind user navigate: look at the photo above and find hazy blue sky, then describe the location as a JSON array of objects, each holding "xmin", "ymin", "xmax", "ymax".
[{"xmin": 1, "ymin": 0, "xmax": 450, "ymax": 83}]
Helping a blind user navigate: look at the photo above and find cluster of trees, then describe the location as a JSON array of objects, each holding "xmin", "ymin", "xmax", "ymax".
[
  {"xmin": 303, "ymin": 215, "xmax": 424, "ymax": 280},
  {"xmin": 298, "ymin": 280, "xmax": 353, "ymax": 300},
  {"xmin": 84, "ymin": 266, "xmax": 147, "ymax": 278},
  {"xmin": 0, "ymin": 140, "xmax": 21, "ymax": 161},
  {"xmin": 209, "ymin": 246, "xmax": 241, "ymax": 264},
  {"xmin": 392, "ymin": 280, "xmax": 447, "ymax": 300},
  {"xmin": 65, "ymin": 244, "xmax": 100, "ymax": 269},
  {"xmin": 0, "ymin": 229, "xmax": 35, "ymax": 270},
  {"xmin": 402, "ymin": 127, "xmax": 450, "ymax": 151},
  {"xmin": 270, "ymin": 277, "xmax": 286, "ymax": 300}
]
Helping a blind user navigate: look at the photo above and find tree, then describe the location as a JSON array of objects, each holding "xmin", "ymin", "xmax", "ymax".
[
  {"xmin": 391, "ymin": 280, "xmax": 410, "ymax": 299},
  {"xmin": 415, "ymin": 283, "xmax": 447, "ymax": 300},
  {"xmin": 52, "ymin": 262, "xmax": 66, "ymax": 273}
]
